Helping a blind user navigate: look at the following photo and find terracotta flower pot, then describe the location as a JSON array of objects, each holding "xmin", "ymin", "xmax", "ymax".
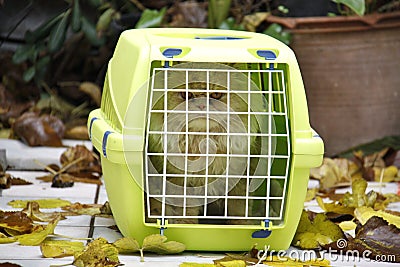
[{"xmin": 267, "ymin": 12, "xmax": 400, "ymax": 156}]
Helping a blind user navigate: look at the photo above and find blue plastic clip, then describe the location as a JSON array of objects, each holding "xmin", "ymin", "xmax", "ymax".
[
  {"xmin": 251, "ymin": 219, "xmax": 272, "ymax": 238},
  {"xmin": 102, "ymin": 131, "xmax": 112, "ymax": 157},
  {"xmin": 162, "ymin": 48, "xmax": 182, "ymax": 68},
  {"xmin": 88, "ymin": 117, "xmax": 98, "ymax": 140},
  {"xmin": 256, "ymin": 50, "xmax": 277, "ymax": 60},
  {"xmin": 162, "ymin": 48, "xmax": 183, "ymax": 58}
]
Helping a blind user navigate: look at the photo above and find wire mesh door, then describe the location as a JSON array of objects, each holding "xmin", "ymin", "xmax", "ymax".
[{"xmin": 145, "ymin": 62, "xmax": 290, "ymax": 225}]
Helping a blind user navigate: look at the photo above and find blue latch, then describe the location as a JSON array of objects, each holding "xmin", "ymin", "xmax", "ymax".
[
  {"xmin": 88, "ymin": 117, "xmax": 98, "ymax": 140},
  {"xmin": 257, "ymin": 50, "xmax": 277, "ymax": 60},
  {"xmin": 102, "ymin": 131, "xmax": 113, "ymax": 157},
  {"xmin": 162, "ymin": 48, "xmax": 183, "ymax": 58},
  {"xmin": 252, "ymin": 219, "xmax": 272, "ymax": 238}
]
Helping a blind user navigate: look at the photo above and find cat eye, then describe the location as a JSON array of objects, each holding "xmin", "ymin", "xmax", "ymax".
[
  {"xmin": 210, "ymin": 92, "xmax": 223, "ymax": 99},
  {"xmin": 180, "ymin": 92, "xmax": 194, "ymax": 99}
]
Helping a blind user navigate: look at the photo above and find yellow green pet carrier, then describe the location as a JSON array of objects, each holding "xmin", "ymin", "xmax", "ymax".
[{"xmin": 88, "ymin": 28, "xmax": 323, "ymax": 251}]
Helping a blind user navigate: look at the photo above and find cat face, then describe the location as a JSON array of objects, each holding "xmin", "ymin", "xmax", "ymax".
[{"xmin": 157, "ymin": 82, "xmax": 250, "ymax": 134}]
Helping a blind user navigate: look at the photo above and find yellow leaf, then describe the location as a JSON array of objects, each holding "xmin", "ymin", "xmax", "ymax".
[
  {"xmin": 263, "ymin": 255, "xmax": 331, "ymax": 266},
  {"xmin": 338, "ymin": 220, "xmax": 357, "ymax": 232},
  {"xmin": 305, "ymin": 188, "xmax": 318, "ymax": 202},
  {"xmin": 8, "ymin": 198, "xmax": 71, "ymax": 209},
  {"xmin": 73, "ymin": 237, "xmax": 120, "ymax": 267},
  {"xmin": 316, "ymin": 196, "xmax": 354, "ymax": 215},
  {"xmin": 218, "ymin": 260, "xmax": 246, "ymax": 267},
  {"xmin": 17, "ymin": 215, "xmax": 61, "ymax": 246},
  {"xmin": 374, "ymin": 166, "xmax": 398, "ymax": 183},
  {"xmin": 292, "ymin": 211, "xmax": 344, "ymax": 249},
  {"xmin": 40, "ymin": 240, "xmax": 84, "ymax": 258},
  {"xmin": 354, "ymin": 206, "xmax": 400, "ymax": 228},
  {"xmin": 0, "ymin": 232, "xmax": 17, "ymax": 244},
  {"xmin": 112, "ymin": 236, "xmax": 140, "ymax": 253},
  {"xmin": 180, "ymin": 263, "xmax": 215, "ymax": 267},
  {"xmin": 23, "ymin": 201, "xmax": 65, "ymax": 222},
  {"xmin": 142, "ymin": 234, "xmax": 186, "ymax": 254}
]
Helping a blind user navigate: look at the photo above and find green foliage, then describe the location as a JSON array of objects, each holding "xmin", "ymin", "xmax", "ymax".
[
  {"xmin": 11, "ymin": 0, "xmax": 167, "ymax": 84},
  {"xmin": 263, "ymin": 23, "xmax": 292, "ymax": 45},
  {"xmin": 135, "ymin": 8, "xmax": 167, "ymax": 29},
  {"xmin": 332, "ymin": 0, "xmax": 366, "ymax": 15},
  {"xmin": 218, "ymin": 17, "xmax": 245, "ymax": 31},
  {"xmin": 208, "ymin": 0, "xmax": 232, "ymax": 28}
]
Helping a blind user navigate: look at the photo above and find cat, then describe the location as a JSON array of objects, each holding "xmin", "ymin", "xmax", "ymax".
[{"xmin": 146, "ymin": 62, "xmax": 273, "ymax": 224}]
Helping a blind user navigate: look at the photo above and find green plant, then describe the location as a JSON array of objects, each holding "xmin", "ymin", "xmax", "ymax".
[
  {"xmin": 11, "ymin": 0, "xmax": 166, "ymax": 84},
  {"xmin": 333, "ymin": 0, "xmax": 366, "ymax": 15},
  {"xmin": 332, "ymin": 0, "xmax": 400, "ymax": 15}
]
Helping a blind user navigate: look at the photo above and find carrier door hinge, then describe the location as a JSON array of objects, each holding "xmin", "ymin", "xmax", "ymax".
[
  {"xmin": 252, "ymin": 219, "xmax": 272, "ymax": 238},
  {"xmin": 157, "ymin": 219, "xmax": 168, "ymax": 235},
  {"xmin": 162, "ymin": 48, "xmax": 183, "ymax": 68}
]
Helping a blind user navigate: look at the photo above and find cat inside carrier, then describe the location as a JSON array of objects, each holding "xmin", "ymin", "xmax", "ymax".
[{"xmin": 88, "ymin": 28, "xmax": 323, "ymax": 251}]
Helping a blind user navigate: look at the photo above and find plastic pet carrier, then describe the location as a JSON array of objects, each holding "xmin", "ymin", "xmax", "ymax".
[{"xmin": 88, "ymin": 28, "xmax": 324, "ymax": 251}]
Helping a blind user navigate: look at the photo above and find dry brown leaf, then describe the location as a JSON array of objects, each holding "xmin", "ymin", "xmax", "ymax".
[
  {"xmin": 79, "ymin": 82, "xmax": 101, "ymax": 107},
  {"xmin": 12, "ymin": 112, "xmax": 64, "ymax": 147},
  {"xmin": 22, "ymin": 202, "xmax": 65, "ymax": 222},
  {"xmin": 0, "ymin": 210, "xmax": 33, "ymax": 233}
]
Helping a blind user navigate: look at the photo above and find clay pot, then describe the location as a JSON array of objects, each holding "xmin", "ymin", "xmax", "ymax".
[{"xmin": 267, "ymin": 12, "xmax": 400, "ymax": 155}]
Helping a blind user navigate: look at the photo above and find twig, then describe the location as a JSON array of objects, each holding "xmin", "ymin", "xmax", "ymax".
[
  {"xmin": 129, "ymin": 0, "xmax": 146, "ymax": 11},
  {"xmin": 34, "ymin": 159, "xmax": 58, "ymax": 175},
  {"xmin": 59, "ymin": 156, "xmax": 85, "ymax": 173}
]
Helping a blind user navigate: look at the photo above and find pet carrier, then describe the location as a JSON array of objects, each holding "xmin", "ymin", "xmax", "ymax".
[{"xmin": 88, "ymin": 28, "xmax": 323, "ymax": 251}]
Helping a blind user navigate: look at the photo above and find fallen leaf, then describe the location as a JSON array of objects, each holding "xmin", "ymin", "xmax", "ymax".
[
  {"xmin": 62, "ymin": 202, "xmax": 103, "ymax": 216},
  {"xmin": 316, "ymin": 197, "xmax": 355, "ymax": 215},
  {"xmin": 354, "ymin": 206, "xmax": 400, "ymax": 228},
  {"xmin": 340, "ymin": 178, "xmax": 377, "ymax": 208},
  {"xmin": 0, "ymin": 233, "xmax": 17, "ymax": 244},
  {"xmin": 79, "ymin": 82, "xmax": 101, "ymax": 107},
  {"xmin": 323, "ymin": 216, "xmax": 400, "ymax": 262},
  {"xmin": 0, "ymin": 172, "xmax": 11, "ymax": 189},
  {"xmin": 305, "ymin": 187, "xmax": 318, "ymax": 202},
  {"xmin": 22, "ymin": 202, "xmax": 65, "ymax": 222},
  {"xmin": 10, "ymin": 177, "xmax": 32, "ymax": 186},
  {"xmin": 113, "ymin": 236, "xmax": 140, "ymax": 254},
  {"xmin": 141, "ymin": 234, "xmax": 186, "ymax": 255},
  {"xmin": 17, "ymin": 215, "xmax": 61, "ymax": 245},
  {"xmin": 374, "ymin": 165, "xmax": 399, "ymax": 182},
  {"xmin": 180, "ymin": 263, "xmax": 215, "ymax": 267},
  {"xmin": 310, "ymin": 158, "xmax": 354, "ymax": 191},
  {"xmin": 242, "ymin": 12, "xmax": 269, "ymax": 32},
  {"xmin": 262, "ymin": 255, "xmax": 331, "ymax": 266},
  {"xmin": 73, "ymin": 237, "xmax": 120, "ymax": 267},
  {"xmin": 292, "ymin": 210, "xmax": 344, "ymax": 249},
  {"xmin": 338, "ymin": 220, "xmax": 357, "ymax": 232},
  {"xmin": 64, "ymin": 125, "xmax": 89, "ymax": 140},
  {"xmin": 0, "ymin": 262, "xmax": 22, "ymax": 267},
  {"xmin": 0, "ymin": 210, "xmax": 33, "ymax": 232},
  {"xmin": 40, "ymin": 240, "xmax": 85, "ymax": 258},
  {"xmin": 8, "ymin": 198, "xmax": 72, "ymax": 209},
  {"xmin": 12, "ymin": 112, "xmax": 64, "ymax": 147}
]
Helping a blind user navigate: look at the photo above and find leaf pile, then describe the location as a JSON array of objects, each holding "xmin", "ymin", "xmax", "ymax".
[
  {"xmin": 1, "ymin": 199, "xmax": 112, "ymax": 245},
  {"xmin": 36, "ymin": 145, "xmax": 102, "ymax": 187},
  {"xmin": 300, "ymin": 173, "xmax": 400, "ymax": 262},
  {"xmin": 323, "ymin": 216, "xmax": 400, "ymax": 262},
  {"xmin": 310, "ymin": 147, "xmax": 399, "ymax": 192}
]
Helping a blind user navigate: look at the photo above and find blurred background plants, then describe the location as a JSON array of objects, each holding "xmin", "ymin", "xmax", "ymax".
[{"xmin": 0, "ymin": 0, "xmax": 398, "ymax": 143}]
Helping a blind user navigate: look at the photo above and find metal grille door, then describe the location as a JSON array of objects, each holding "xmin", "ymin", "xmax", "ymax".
[{"xmin": 145, "ymin": 62, "xmax": 290, "ymax": 225}]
